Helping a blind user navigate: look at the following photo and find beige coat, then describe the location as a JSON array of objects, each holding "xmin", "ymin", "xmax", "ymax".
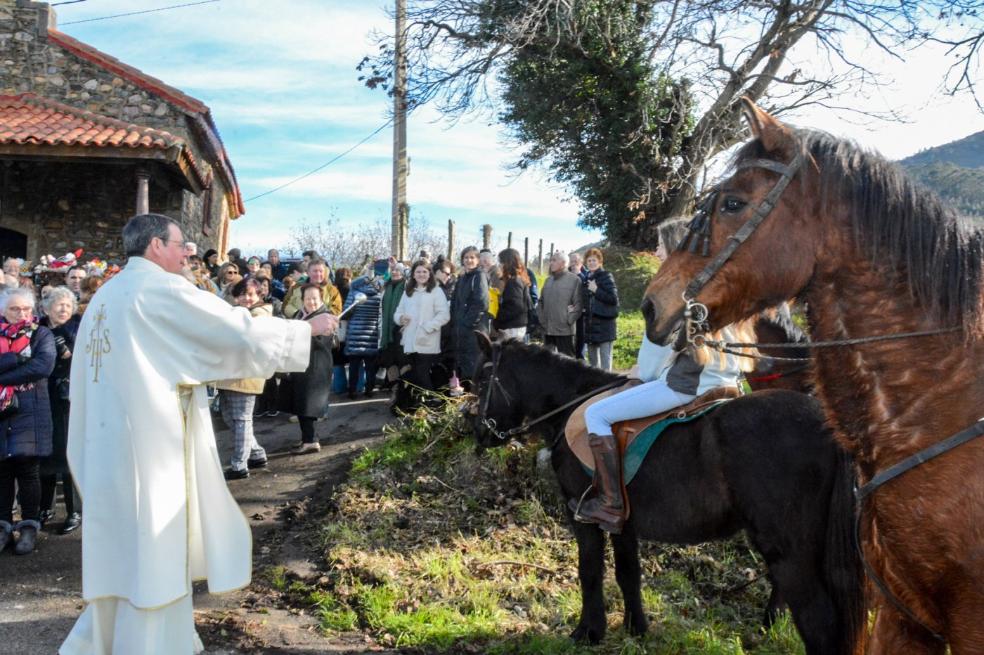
[
  {"xmin": 68, "ymin": 258, "xmax": 311, "ymax": 609},
  {"xmin": 537, "ymin": 270, "xmax": 583, "ymax": 336},
  {"xmin": 214, "ymin": 303, "xmax": 274, "ymax": 394},
  {"xmin": 393, "ymin": 287, "xmax": 450, "ymax": 354}
]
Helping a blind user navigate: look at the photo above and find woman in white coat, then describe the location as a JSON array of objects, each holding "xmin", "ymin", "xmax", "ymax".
[{"xmin": 393, "ymin": 261, "xmax": 451, "ymax": 398}]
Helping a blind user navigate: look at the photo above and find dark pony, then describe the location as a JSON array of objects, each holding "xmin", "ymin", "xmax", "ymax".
[
  {"xmin": 644, "ymin": 100, "xmax": 984, "ymax": 653},
  {"xmin": 468, "ymin": 337, "xmax": 863, "ymax": 655}
]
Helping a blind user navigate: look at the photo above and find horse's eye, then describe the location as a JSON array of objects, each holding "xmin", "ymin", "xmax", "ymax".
[{"xmin": 721, "ymin": 196, "xmax": 746, "ymax": 213}]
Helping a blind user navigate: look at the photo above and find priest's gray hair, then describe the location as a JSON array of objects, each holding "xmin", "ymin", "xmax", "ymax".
[
  {"xmin": 0, "ymin": 287, "xmax": 36, "ymax": 311},
  {"xmin": 123, "ymin": 213, "xmax": 180, "ymax": 257},
  {"xmin": 41, "ymin": 286, "xmax": 78, "ymax": 314}
]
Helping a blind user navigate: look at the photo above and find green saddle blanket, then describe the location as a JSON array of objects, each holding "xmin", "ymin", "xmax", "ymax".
[{"xmin": 581, "ymin": 399, "xmax": 731, "ymax": 485}]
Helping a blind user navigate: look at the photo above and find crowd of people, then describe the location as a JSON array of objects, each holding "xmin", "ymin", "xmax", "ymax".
[{"xmin": 0, "ymin": 237, "xmax": 620, "ymax": 554}]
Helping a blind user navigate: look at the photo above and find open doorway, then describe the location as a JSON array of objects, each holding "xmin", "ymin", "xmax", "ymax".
[{"xmin": 0, "ymin": 227, "xmax": 27, "ymax": 261}]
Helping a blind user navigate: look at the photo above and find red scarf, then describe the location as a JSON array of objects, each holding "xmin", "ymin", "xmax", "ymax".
[{"xmin": 0, "ymin": 319, "xmax": 37, "ymax": 412}]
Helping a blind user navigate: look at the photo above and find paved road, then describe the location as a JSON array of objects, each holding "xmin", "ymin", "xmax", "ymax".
[{"xmin": 0, "ymin": 393, "xmax": 392, "ymax": 655}]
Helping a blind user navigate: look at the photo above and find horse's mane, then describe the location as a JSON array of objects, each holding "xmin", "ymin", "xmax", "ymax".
[{"xmin": 735, "ymin": 130, "xmax": 984, "ymax": 331}]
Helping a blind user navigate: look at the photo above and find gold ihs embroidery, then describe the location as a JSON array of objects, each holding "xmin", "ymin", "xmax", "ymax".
[{"xmin": 85, "ymin": 304, "xmax": 112, "ymax": 382}]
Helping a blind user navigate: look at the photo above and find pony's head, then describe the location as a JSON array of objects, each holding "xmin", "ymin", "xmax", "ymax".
[
  {"xmin": 466, "ymin": 332, "xmax": 529, "ymax": 448},
  {"xmin": 644, "ymin": 100, "xmax": 821, "ymax": 345}
]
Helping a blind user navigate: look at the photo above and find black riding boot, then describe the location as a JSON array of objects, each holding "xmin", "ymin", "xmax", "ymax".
[{"xmin": 569, "ymin": 434, "xmax": 625, "ymax": 534}]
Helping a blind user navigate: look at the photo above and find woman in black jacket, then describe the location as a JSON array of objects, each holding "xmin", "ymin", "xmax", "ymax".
[
  {"xmin": 450, "ymin": 246, "xmax": 489, "ymax": 384},
  {"xmin": 0, "ymin": 288, "xmax": 56, "ymax": 555},
  {"xmin": 580, "ymin": 247, "xmax": 619, "ymax": 371},
  {"xmin": 39, "ymin": 287, "xmax": 82, "ymax": 535},
  {"xmin": 492, "ymin": 248, "xmax": 531, "ymax": 341},
  {"xmin": 283, "ymin": 284, "xmax": 334, "ymax": 454}
]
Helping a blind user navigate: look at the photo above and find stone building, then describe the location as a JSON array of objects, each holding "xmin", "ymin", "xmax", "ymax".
[{"xmin": 0, "ymin": 0, "xmax": 244, "ymax": 263}]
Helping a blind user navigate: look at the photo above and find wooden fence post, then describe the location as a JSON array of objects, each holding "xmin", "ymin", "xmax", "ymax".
[
  {"xmin": 523, "ymin": 237, "xmax": 529, "ymax": 268},
  {"xmin": 507, "ymin": 231, "xmax": 513, "ymax": 249},
  {"xmin": 447, "ymin": 219, "xmax": 455, "ymax": 261},
  {"xmin": 482, "ymin": 224, "xmax": 493, "ymax": 250},
  {"xmin": 538, "ymin": 239, "xmax": 544, "ymax": 275}
]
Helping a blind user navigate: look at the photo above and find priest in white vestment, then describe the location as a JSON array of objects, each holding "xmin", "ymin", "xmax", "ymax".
[{"xmin": 61, "ymin": 214, "xmax": 339, "ymax": 655}]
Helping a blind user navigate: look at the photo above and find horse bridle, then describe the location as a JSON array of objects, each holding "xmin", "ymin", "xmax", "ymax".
[
  {"xmin": 677, "ymin": 152, "xmax": 806, "ymax": 346},
  {"xmin": 672, "ymin": 146, "xmax": 984, "ymax": 642}
]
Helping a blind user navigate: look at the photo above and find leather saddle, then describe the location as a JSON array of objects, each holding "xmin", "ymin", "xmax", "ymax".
[{"xmin": 564, "ymin": 382, "xmax": 741, "ymax": 478}]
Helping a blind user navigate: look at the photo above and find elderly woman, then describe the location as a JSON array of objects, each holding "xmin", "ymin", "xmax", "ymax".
[
  {"xmin": 0, "ymin": 288, "xmax": 56, "ymax": 555},
  {"xmin": 38, "ymin": 286, "xmax": 82, "ymax": 534}
]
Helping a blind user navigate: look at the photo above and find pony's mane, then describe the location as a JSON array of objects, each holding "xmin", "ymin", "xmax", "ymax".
[
  {"xmin": 758, "ymin": 304, "xmax": 808, "ymax": 344},
  {"xmin": 735, "ymin": 130, "xmax": 984, "ymax": 331},
  {"xmin": 499, "ymin": 339, "xmax": 619, "ymax": 387}
]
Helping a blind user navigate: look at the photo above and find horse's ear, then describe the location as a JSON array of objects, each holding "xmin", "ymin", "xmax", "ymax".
[
  {"xmin": 740, "ymin": 97, "xmax": 791, "ymax": 153},
  {"xmin": 475, "ymin": 330, "xmax": 493, "ymax": 358}
]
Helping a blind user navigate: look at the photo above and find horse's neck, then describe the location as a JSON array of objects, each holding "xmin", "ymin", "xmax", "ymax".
[{"xmin": 805, "ymin": 253, "xmax": 984, "ymax": 475}]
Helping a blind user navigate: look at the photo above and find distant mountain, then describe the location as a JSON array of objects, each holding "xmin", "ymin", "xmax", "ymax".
[
  {"xmin": 901, "ymin": 131, "xmax": 984, "ymax": 169},
  {"xmin": 899, "ymin": 130, "xmax": 984, "ymax": 226}
]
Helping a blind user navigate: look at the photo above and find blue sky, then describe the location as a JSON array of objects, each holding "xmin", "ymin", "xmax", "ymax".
[{"xmin": 56, "ymin": 1, "xmax": 983, "ymax": 257}]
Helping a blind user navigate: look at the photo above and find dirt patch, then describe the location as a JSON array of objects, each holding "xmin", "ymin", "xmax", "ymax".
[{"xmin": 0, "ymin": 394, "xmax": 398, "ymax": 655}]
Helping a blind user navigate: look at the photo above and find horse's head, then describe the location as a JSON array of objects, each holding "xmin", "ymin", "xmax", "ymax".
[
  {"xmin": 643, "ymin": 99, "xmax": 821, "ymax": 346},
  {"xmin": 466, "ymin": 331, "xmax": 528, "ymax": 448}
]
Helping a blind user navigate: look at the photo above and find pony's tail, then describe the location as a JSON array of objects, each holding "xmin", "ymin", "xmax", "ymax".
[{"xmin": 823, "ymin": 447, "xmax": 868, "ymax": 655}]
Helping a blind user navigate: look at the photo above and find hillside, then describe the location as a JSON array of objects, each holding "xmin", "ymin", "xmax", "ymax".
[{"xmin": 900, "ymin": 130, "xmax": 984, "ymax": 225}]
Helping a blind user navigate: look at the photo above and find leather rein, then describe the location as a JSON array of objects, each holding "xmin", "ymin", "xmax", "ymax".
[{"xmin": 674, "ymin": 148, "xmax": 982, "ymax": 642}]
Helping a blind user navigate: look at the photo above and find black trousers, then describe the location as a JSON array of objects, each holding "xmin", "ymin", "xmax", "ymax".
[
  {"xmin": 574, "ymin": 317, "xmax": 586, "ymax": 360},
  {"xmin": 408, "ymin": 353, "xmax": 441, "ymax": 394},
  {"xmin": 298, "ymin": 416, "xmax": 318, "ymax": 444},
  {"xmin": 0, "ymin": 456, "xmax": 40, "ymax": 523},
  {"xmin": 347, "ymin": 355, "xmax": 379, "ymax": 393},
  {"xmin": 544, "ymin": 334, "xmax": 575, "ymax": 357},
  {"xmin": 40, "ymin": 471, "xmax": 79, "ymax": 517}
]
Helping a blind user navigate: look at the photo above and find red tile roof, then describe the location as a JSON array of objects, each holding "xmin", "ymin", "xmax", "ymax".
[
  {"xmin": 48, "ymin": 30, "xmax": 245, "ymax": 217},
  {"xmin": 0, "ymin": 93, "xmax": 184, "ymax": 149},
  {"xmin": 0, "ymin": 93, "xmax": 207, "ymax": 190}
]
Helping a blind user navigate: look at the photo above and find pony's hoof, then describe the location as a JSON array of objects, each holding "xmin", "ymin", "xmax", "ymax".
[
  {"xmin": 623, "ymin": 612, "xmax": 649, "ymax": 636},
  {"xmin": 570, "ymin": 622, "xmax": 605, "ymax": 644}
]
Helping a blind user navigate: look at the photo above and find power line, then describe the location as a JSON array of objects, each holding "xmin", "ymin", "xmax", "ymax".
[
  {"xmin": 245, "ymin": 119, "xmax": 394, "ymax": 203},
  {"xmin": 60, "ymin": 0, "xmax": 219, "ymax": 26},
  {"xmin": 51, "ymin": 1, "xmax": 88, "ymax": 7}
]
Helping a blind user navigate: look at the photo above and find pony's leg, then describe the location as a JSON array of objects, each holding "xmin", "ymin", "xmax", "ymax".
[
  {"xmin": 610, "ymin": 526, "xmax": 647, "ymax": 636},
  {"xmin": 868, "ymin": 607, "xmax": 946, "ymax": 655},
  {"xmin": 768, "ymin": 561, "xmax": 837, "ymax": 655},
  {"xmin": 763, "ymin": 585, "xmax": 785, "ymax": 629},
  {"xmin": 570, "ymin": 520, "xmax": 608, "ymax": 644}
]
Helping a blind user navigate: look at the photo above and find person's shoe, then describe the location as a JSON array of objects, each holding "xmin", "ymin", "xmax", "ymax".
[
  {"xmin": 38, "ymin": 509, "xmax": 55, "ymax": 528},
  {"xmin": 14, "ymin": 520, "xmax": 40, "ymax": 555},
  {"xmin": 264, "ymin": 410, "xmax": 279, "ymax": 418},
  {"xmin": 0, "ymin": 520, "xmax": 13, "ymax": 552},
  {"xmin": 59, "ymin": 513, "xmax": 81, "ymax": 535},
  {"xmin": 569, "ymin": 435, "xmax": 626, "ymax": 534},
  {"xmin": 292, "ymin": 442, "xmax": 321, "ymax": 454},
  {"xmin": 364, "ymin": 388, "xmax": 375, "ymax": 399},
  {"xmin": 247, "ymin": 457, "xmax": 268, "ymax": 470},
  {"xmin": 224, "ymin": 468, "xmax": 250, "ymax": 481},
  {"xmin": 288, "ymin": 415, "xmax": 299, "ymax": 423},
  {"xmin": 347, "ymin": 391, "xmax": 357, "ymax": 401}
]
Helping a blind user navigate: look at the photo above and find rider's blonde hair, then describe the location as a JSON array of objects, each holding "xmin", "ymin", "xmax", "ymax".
[{"xmin": 691, "ymin": 318, "xmax": 758, "ymax": 373}]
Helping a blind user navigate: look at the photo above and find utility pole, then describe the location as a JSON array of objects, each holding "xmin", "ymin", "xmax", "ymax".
[
  {"xmin": 390, "ymin": 0, "xmax": 408, "ymax": 261},
  {"xmin": 447, "ymin": 219, "xmax": 455, "ymax": 261},
  {"xmin": 482, "ymin": 224, "xmax": 493, "ymax": 250}
]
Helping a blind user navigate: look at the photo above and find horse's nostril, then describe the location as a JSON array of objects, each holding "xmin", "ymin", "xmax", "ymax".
[{"xmin": 641, "ymin": 297, "xmax": 655, "ymax": 325}]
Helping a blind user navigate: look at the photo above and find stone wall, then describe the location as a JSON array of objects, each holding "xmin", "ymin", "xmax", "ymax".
[
  {"xmin": 0, "ymin": 0, "xmax": 235, "ymax": 259},
  {"xmin": 0, "ymin": 159, "xmax": 212, "ymax": 262}
]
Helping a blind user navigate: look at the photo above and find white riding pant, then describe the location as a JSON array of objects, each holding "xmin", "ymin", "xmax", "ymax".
[{"xmin": 584, "ymin": 380, "xmax": 695, "ymax": 437}]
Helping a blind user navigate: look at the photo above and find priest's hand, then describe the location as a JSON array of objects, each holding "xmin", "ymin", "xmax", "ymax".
[{"xmin": 308, "ymin": 313, "xmax": 339, "ymax": 337}]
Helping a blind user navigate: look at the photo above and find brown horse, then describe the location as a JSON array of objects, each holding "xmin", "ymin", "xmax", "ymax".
[{"xmin": 642, "ymin": 100, "xmax": 984, "ymax": 654}]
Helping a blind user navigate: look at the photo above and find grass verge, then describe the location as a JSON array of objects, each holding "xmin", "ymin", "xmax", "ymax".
[{"xmin": 286, "ymin": 399, "xmax": 806, "ymax": 654}]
